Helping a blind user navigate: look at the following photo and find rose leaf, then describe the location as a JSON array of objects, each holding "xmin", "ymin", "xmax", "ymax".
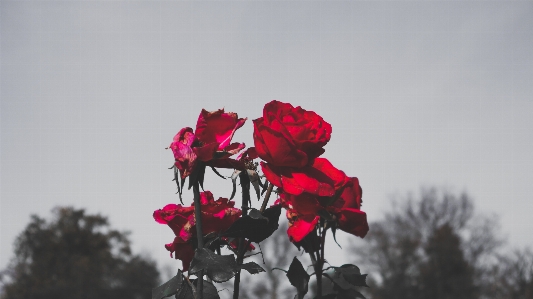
[
  {"xmin": 188, "ymin": 248, "xmax": 238, "ymax": 283},
  {"xmin": 287, "ymin": 257, "xmax": 310, "ymax": 299},
  {"xmin": 222, "ymin": 205, "xmax": 281, "ymax": 243},
  {"xmin": 151, "ymin": 270, "xmax": 183, "ymax": 299},
  {"xmin": 175, "ymin": 278, "xmax": 220, "ymax": 299},
  {"xmin": 241, "ymin": 262, "xmax": 266, "ymax": 274}
]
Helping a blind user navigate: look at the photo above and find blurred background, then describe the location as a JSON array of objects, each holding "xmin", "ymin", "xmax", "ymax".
[{"xmin": 1, "ymin": 1, "xmax": 532, "ymax": 298}]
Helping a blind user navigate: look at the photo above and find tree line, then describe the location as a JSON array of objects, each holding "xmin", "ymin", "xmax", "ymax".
[{"xmin": 1, "ymin": 188, "xmax": 532, "ymax": 299}]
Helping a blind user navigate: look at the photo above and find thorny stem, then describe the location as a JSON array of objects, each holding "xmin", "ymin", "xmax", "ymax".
[
  {"xmin": 233, "ymin": 172, "xmax": 250, "ymax": 299},
  {"xmin": 193, "ymin": 183, "xmax": 204, "ymax": 299}
]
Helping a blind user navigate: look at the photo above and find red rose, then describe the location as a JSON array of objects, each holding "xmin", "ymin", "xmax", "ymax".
[
  {"xmin": 279, "ymin": 193, "xmax": 320, "ymax": 242},
  {"xmin": 169, "ymin": 108, "xmax": 246, "ymax": 178},
  {"xmin": 279, "ymin": 176, "xmax": 368, "ymax": 241},
  {"xmin": 328, "ymin": 177, "xmax": 368, "ymax": 238},
  {"xmin": 261, "ymin": 157, "xmax": 350, "ymax": 196},
  {"xmin": 253, "ymin": 101, "xmax": 332, "ymax": 168},
  {"xmin": 154, "ymin": 191, "xmax": 243, "ymax": 270}
]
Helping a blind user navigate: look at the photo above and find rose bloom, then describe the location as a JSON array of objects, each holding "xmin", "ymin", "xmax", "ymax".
[
  {"xmin": 253, "ymin": 100, "xmax": 332, "ymax": 168},
  {"xmin": 279, "ymin": 177, "xmax": 368, "ymax": 242},
  {"xmin": 262, "ymin": 157, "xmax": 350, "ymax": 197},
  {"xmin": 170, "ymin": 109, "xmax": 246, "ymax": 178},
  {"xmin": 153, "ymin": 191, "xmax": 242, "ymax": 271}
]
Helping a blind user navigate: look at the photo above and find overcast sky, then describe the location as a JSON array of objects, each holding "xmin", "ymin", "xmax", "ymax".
[{"xmin": 1, "ymin": 0, "xmax": 533, "ymax": 275}]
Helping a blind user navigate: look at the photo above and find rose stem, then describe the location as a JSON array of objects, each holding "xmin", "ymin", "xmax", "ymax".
[
  {"xmin": 260, "ymin": 183, "xmax": 274, "ymax": 213},
  {"xmin": 317, "ymin": 225, "xmax": 327, "ymax": 298},
  {"xmin": 237, "ymin": 181, "xmax": 275, "ymax": 275},
  {"xmin": 308, "ymin": 226, "xmax": 325, "ymax": 298},
  {"xmin": 233, "ymin": 171, "xmax": 251, "ymax": 299},
  {"xmin": 193, "ymin": 182, "xmax": 204, "ymax": 299}
]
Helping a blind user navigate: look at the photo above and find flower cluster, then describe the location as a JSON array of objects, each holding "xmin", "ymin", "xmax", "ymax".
[
  {"xmin": 154, "ymin": 191, "xmax": 242, "ymax": 270},
  {"xmin": 253, "ymin": 101, "xmax": 369, "ymax": 242},
  {"xmin": 154, "ymin": 100, "xmax": 369, "ymax": 272}
]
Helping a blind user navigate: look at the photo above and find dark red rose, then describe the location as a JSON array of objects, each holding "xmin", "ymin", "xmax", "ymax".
[
  {"xmin": 194, "ymin": 109, "xmax": 246, "ymax": 162},
  {"xmin": 253, "ymin": 101, "xmax": 332, "ymax": 168},
  {"xmin": 278, "ymin": 176, "xmax": 368, "ymax": 241},
  {"xmin": 154, "ymin": 191, "xmax": 242, "ymax": 270},
  {"xmin": 261, "ymin": 157, "xmax": 350, "ymax": 196},
  {"xmin": 169, "ymin": 109, "xmax": 247, "ymax": 179}
]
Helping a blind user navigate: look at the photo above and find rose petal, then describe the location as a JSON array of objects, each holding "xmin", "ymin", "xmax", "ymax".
[
  {"xmin": 193, "ymin": 142, "xmax": 219, "ymax": 162},
  {"xmin": 338, "ymin": 208, "xmax": 369, "ymax": 238},
  {"xmin": 261, "ymin": 162, "xmax": 283, "ymax": 189},
  {"xmin": 165, "ymin": 237, "xmax": 195, "ymax": 271},
  {"xmin": 287, "ymin": 215, "xmax": 319, "ymax": 242},
  {"xmin": 340, "ymin": 177, "xmax": 362, "ymax": 209},
  {"xmin": 195, "ymin": 109, "xmax": 246, "ymax": 150}
]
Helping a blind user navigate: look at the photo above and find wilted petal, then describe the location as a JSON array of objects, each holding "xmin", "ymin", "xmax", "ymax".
[{"xmin": 169, "ymin": 127, "xmax": 198, "ymax": 178}]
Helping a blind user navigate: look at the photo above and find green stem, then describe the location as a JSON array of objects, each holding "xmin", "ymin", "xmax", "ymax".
[
  {"xmin": 260, "ymin": 183, "xmax": 274, "ymax": 213},
  {"xmin": 193, "ymin": 183, "xmax": 204, "ymax": 299},
  {"xmin": 233, "ymin": 172, "xmax": 250, "ymax": 299}
]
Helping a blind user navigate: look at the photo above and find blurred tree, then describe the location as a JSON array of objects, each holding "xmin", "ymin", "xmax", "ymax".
[
  {"xmin": 485, "ymin": 249, "xmax": 533, "ymax": 299},
  {"xmin": 0, "ymin": 207, "xmax": 160, "ymax": 299},
  {"xmin": 351, "ymin": 188, "xmax": 502, "ymax": 299},
  {"xmin": 418, "ymin": 224, "xmax": 477, "ymax": 299}
]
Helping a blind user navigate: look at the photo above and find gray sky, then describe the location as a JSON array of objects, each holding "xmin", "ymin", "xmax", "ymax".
[{"xmin": 1, "ymin": 0, "xmax": 533, "ymax": 275}]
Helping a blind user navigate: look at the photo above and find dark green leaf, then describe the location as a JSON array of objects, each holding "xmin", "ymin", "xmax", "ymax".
[
  {"xmin": 223, "ymin": 205, "xmax": 281, "ymax": 243},
  {"xmin": 314, "ymin": 294, "xmax": 338, "ymax": 299},
  {"xmin": 189, "ymin": 248, "xmax": 238, "ymax": 283},
  {"xmin": 336, "ymin": 288, "xmax": 366, "ymax": 299},
  {"xmin": 174, "ymin": 279, "xmax": 220, "ymax": 299},
  {"xmin": 323, "ymin": 273, "xmax": 353, "ymax": 290},
  {"xmin": 175, "ymin": 278, "xmax": 194, "ymax": 299},
  {"xmin": 241, "ymin": 262, "xmax": 265, "ymax": 274},
  {"xmin": 292, "ymin": 230, "xmax": 320, "ymax": 253},
  {"xmin": 152, "ymin": 270, "xmax": 183, "ymax": 299},
  {"xmin": 336, "ymin": 264, "xmax": 368, "ymax": 287},
  {"xmin": 287, "ymin": 257, "xmax": 310, "ymax": 299},
  {"xmin": 248, "ymin": 208, "xmax": 268, "ymax": 220}
]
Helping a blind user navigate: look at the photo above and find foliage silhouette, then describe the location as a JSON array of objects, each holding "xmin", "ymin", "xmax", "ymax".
[
  {"xmin": 0, "ymin": 207, "xmax": 160, "ymax": 299},
  {"xmin": 351, "ymin": 188, "xmax": 502, "ymax": 299}
]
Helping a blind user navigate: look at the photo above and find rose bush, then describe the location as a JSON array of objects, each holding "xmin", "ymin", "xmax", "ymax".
[
  {"xmin": 170, "ymin": 109, "xmax": 247, "ymax": 179},
  {"xmin": 253, "ymin": 100, "xmax": 332, "ymax": 168},
  {"xmin": 154, "ymin": 191, "xmax": 243, "ymax": 270},
  {"xmin": 155, "ymin": 102, "xmax": 370, "ymax": 299}
]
